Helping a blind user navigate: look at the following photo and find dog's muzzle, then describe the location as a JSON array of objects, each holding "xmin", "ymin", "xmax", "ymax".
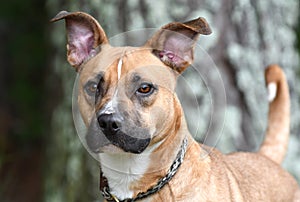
[{"xmin": 86, "ymin": 112, "xmax": 151, "ymax": 154}]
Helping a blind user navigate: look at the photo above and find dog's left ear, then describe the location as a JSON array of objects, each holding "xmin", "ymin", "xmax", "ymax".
[
  {"xmin": 51, "ymin": 11, "xmax": 108, "ymax": 71},
  {"xmin": 145, "ymin": 17, "xmax": 211, "ymax": 73}
]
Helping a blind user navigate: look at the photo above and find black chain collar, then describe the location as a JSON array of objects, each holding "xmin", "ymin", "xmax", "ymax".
[{"xmin": 100, "ymin": 137, "xmax": 188, "ymax": 202}]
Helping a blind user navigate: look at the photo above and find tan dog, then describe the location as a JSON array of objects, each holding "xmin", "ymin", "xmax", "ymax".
[{"xmin": 51, "ymin": 11, "xmax": 300, "ymax": 201}]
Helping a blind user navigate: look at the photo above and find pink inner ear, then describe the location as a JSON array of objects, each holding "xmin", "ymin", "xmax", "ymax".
[
  {"xmin": 159, "ymin": 51, "xmax": 174, "ymax": 59},
  {"xmin": 159, "ymin": 34, "xmax": 193, "ymax": 66},
  {"xmin": 67, "ymin": 22, "xmax": 95, "ymax": 66}
]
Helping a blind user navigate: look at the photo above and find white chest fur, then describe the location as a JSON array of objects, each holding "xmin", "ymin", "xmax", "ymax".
[
  {"xmin": 99, "ymin": 141, "xmax": 163, "ymax": 200},
  {"xmin": 99, "ymin": 152, "xmax": 150, "ymax": 200}
]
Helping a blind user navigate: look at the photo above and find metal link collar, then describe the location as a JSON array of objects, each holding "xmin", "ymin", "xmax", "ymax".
[{"xmin": 101, "ymin": 137, "xmax": 188, "ymax": 202}]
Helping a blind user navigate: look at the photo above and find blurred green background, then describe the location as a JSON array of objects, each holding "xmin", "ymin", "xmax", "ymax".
[{"xmin": 0, "ymin": 0, "xmax": 299, "ymax": 201}]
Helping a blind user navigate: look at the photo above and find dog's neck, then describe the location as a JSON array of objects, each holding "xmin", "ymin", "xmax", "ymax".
[
  {"xmin": 99, "ymin": 140, "xmax": 164, "ymax": 200},
  {"xmin": 99, "ymin": 114, "xmax": 189, "ymax": 200}
]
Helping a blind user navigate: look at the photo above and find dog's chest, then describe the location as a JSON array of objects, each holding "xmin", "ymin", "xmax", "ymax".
[{"xmin": 100, "ymin": 153, "xmax": 150, "ymax": 200}]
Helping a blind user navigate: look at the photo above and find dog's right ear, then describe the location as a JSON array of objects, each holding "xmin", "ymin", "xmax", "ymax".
[{"xmin": 51, "ymin": 11, "xmax": 108, "ymax": 71}]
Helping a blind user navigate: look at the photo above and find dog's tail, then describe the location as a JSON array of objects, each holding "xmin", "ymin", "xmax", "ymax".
[{"xmin": 259, "ymin": 64, "xmax": 290, "ymax": 164}]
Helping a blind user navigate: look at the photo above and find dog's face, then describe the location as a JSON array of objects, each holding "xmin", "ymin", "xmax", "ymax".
[
  {"xmin": 51, "ymin": 11, "xmax": 211, "ymax": 154},
  {"xmin": 79, "ymin": 47, "xmax": 179, "ymax": 153}
]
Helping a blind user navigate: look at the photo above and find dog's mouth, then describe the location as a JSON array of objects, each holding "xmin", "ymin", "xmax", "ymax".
[
  {"xmin": 103, "ymin": 130, "xmax": 151, "ymax": 154},
  {"xmin": 85, "ymin": 117, "xmax": 151, "ymax": 154}
]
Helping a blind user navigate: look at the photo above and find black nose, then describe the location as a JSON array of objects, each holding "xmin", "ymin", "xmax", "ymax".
[{"xmin": 97, "ymin": 113, "xmax": 121, "ymax": 135}]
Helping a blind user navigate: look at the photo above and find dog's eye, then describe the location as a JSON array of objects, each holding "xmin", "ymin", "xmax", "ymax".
[
  {"xmin": 85, "ymin": 81, "xmax": 99, "ymax": 96},
  {"xmin": 136, "ymin": 83, "xmax": 154, "ymax": 95}
]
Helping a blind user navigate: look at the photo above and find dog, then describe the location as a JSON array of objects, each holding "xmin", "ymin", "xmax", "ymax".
[{"xmin": 51, "ymin": 11, "xmax": 300, "ymax": 201}]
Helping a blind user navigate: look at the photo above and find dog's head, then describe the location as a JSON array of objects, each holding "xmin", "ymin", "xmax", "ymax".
[{"xmin": 51, "ymin": 11, "xmax": 211, "ymax": 154}]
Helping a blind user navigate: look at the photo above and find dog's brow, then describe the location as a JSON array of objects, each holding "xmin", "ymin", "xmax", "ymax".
[
  {"xmin": 95, "ymin": 72, "xmax": 104, "ymax": 82},
  {"xmin": 132, "ymin": 74, "xmax": 141, "ymax": 83}
]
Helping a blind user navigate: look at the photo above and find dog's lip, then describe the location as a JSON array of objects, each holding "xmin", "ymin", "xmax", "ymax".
[
  {"xmin": 98, "ymin": 144, "xmax": 125, "ymax": 153},
  {"xmin": 89, "ymin": 143, "xmax": 118, "ymax": 153},
  {"xmin": 102, "ymin": 130, "xmax": 151, "ymax": 154},
  {"xmin": 100, "ymin": 127, "xmax": 120, "ymax": 133},
  {"xmin": 92, "ymin": 148, "xmax": 101, "ymax": 153}
]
